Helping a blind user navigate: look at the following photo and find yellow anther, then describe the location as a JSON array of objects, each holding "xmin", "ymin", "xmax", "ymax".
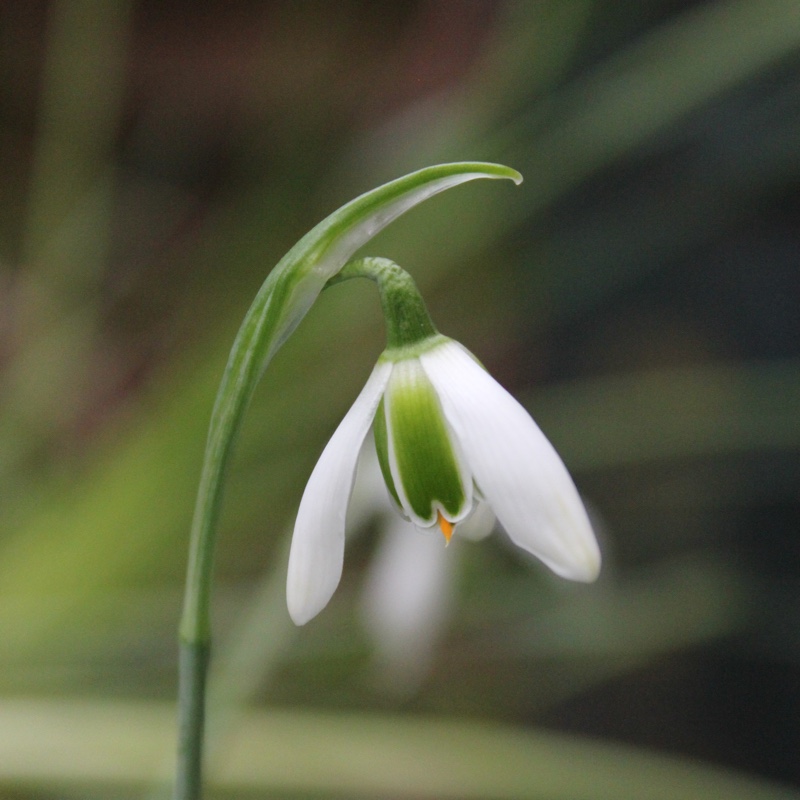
[{"xmin": 437, "ymin": 511, "xmax": 454, "ymax": 544}]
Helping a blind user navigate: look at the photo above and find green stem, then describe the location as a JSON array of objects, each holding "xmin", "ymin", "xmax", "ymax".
[
  {"xmin": 173, "ymin": 299, "xmax": 267, "ymax": 800},
  {"xmin": 332, "ymin": 257, "xmax": 438, "ymax": 349},
  {"xmin": 174, "ymin": 640, "xmax": 210, "ymax": 800}
]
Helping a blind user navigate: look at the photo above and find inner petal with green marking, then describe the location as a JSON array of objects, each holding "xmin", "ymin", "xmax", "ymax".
[{"xmin": 376, "ymin": 358, "xmax": 472, "ymax": 534}]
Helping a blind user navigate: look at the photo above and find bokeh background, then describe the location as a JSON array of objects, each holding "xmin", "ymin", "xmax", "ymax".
[{"xmin": 1, "ymin": 1, "xmax": 799, "ymax": 798}]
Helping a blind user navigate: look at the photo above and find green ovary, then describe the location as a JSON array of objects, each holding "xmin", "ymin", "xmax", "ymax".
[{"xmin": 380, "ymin": 360, "xmax": 468, "ymax": 524}]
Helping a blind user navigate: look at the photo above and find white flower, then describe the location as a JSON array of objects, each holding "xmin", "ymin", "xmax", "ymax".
[
  {"xmin": 287, "ymin": 336, "xmax": 601, "ymax": 625},
  {"xmin": 361, "ymin": 511, "xmax": 456, "ymax": 691}
]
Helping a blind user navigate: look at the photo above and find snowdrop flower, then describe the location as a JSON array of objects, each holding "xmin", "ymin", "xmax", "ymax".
[
  {"xmin": 287, "ymin": 258, "xmax": 600, "ymax": 625},
  {"xmin": 361, "ymin": 513, "xmax": 456, "ymax": 691}
]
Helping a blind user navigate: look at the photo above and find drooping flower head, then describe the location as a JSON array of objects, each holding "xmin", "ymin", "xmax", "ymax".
[{"xmin": 287, "ymin": 258, "xmax": 600, "ymax": 624}]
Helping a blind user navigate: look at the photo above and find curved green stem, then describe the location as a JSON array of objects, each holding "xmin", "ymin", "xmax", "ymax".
[
  {"xmin": 172, "ymin": 163, "xmax": 521, "ymax": 800},
  {"xmin": 332, "ymin": 257, "xmax": 438, "ymax": 349}
]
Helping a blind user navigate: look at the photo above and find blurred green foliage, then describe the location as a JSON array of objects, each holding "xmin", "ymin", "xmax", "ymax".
[{"xmin": 1, "ymin": 0, "xmax": 799, "ymax": 797}]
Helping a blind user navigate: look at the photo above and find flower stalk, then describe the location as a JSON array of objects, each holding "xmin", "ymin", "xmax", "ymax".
[{"xmin": 333, "ymin": 257, "xmax": 438, "ymax": 349}]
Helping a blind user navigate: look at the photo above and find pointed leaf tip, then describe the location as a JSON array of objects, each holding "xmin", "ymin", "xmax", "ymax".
[{"xmin": 433, "ymin": 161, "xmax": 522, "ymax": 185}]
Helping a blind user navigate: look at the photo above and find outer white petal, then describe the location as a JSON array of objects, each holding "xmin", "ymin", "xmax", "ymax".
[
  {"xmin": 287, "ymin": 362, "xmax": 392, "ymax": 624},
  {"xmin": 420, "ymin": 342, "xmax": 600, "ymax": 582}
]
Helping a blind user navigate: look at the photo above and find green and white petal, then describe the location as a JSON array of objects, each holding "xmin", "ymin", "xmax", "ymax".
[
  {"xmin": 287, "ymin": 362, "xmax": 392, "ymax": 625},
  {"xmin": 421, "ymin": 341, "xmax": 601, "ymax": 582},
  {"xmin": 380, "ymin": 358, "xmax": 472, "ymax": 530}
]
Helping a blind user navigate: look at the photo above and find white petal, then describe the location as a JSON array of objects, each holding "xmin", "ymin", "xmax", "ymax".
[
  {"xmin": 344, "ymin": 444, "xmax": 394, "ymax": 532},
  {"xmin": 287, "ymin": 361, "xmax": 392, "ymax": 624},
  {"xmin": 421, "ymin": 342, "xmax": 600, "ymax": 582},
  {"xmin": 455, "ymin": 499, "xmax": 496, "ymax": 542}
]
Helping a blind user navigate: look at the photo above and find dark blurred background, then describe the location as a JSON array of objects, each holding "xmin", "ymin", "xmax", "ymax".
[{"xmin": 0, "ymin": 1, "xmax": 798, "ymax": 798}]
